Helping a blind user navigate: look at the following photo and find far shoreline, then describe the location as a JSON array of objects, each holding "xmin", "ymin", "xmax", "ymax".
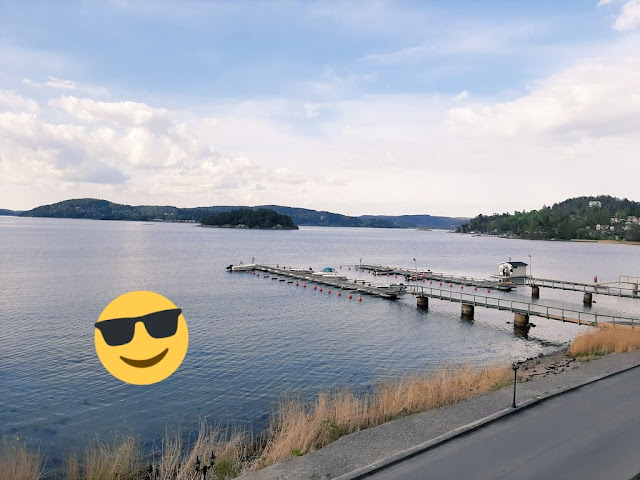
[{"xmin": 457, "ymin": 231, "xmax": 640, "ymax": 246}]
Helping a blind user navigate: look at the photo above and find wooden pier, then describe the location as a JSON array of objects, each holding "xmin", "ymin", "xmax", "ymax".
[
  {"xmin": 357, "ymin": 264, "xmax": 514, "ymax": 291},
  {"xmin": 526, "ymin": 276, "xmax": 639, "ymax": 299},
  {"xmin": 411, "ymin": 285, "xmax": 638, "ymax": 329},
  {"xmin": 252, "ymin": 265, "xmax": 401, "ymax": 299}
]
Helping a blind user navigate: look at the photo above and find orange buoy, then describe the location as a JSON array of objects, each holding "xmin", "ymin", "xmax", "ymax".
[
  {"xmin": 358, "ymin": 296, "xmax": 363, "ymax": 302},
  {"xmin": 348, "ymin": 294, "xmax": 353, "ymax": 299},
  {"xmin": 487, "ymin": 289, "xmax": 491, "ymax": 293},
  {"xmin": 295, "ymin": 281, "xmax": 299, "ymax": 286},
  {"xmin": 430, "ymin": 281, "xmax": 433, "ymax": 284},
  {"xmin": 338, "ymin": 292, "xmax": 342, "ymax": 296},
  {"xmin": 422, "ymin": 279, "xmax": 425, "ymax": 283},
  {"xmin": 319, "ymin": 287, "xmax": 323, "ymax": 292},
  {"xmin": 328, "ymin": 289, "xmax": 331, "ymax": 294},
  {"xmin": 449, "ymin": 283, "xmax": 453, "ymax": 287},
  {"xmin": 313, "ymin": 285, "xmax": 317, "ymax": 290},
  {"xmin": 303, "ymin": 284, "xmax": 307, "ymax": 288},
  {"xmin": 461, "ymin": 285, "xmax": 464, "ymax": 289},
  {"xmin": 395, "ymin": 275, "xmax": 397, "ymax": 279},
  {"xmin": 257, "ymin": 273, "xmax": 260, "ymax": 277},
  {"xmin": 474, "ymin": 286, "xmax": 477, "ymax": 291},
  {"xmin": 439, "ymin": 282, "xmax": 443, "ymax": 286}
]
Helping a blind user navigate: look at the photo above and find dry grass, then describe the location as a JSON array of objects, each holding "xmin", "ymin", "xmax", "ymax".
[
  {"xmin": 156, "ymin": 421, "xmax": 247, "ymax": 480},
  {"xmin": 65, "ymin": 434, "xmax": 141, "ymax": 480},
  {"xmin": 569, "ymin": 328, "xmax": 640, "ymax": 357},
  {"xmin": 0, "ymin": 438, "xmax": 44, "ymax": 480},
  {"xmin": 258, "ymin": 365, "xmax": 511, "ymax": 466}
]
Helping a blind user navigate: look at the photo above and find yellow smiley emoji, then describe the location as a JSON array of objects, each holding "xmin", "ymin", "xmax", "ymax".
[{"xmin": 95, "ymin": 291, "xmax": 189, "ymax": 385}]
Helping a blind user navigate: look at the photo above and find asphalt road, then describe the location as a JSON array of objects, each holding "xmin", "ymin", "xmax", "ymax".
[{"xmin": 366, "ymin": 366, "xmax": 640, "ymax": 480}]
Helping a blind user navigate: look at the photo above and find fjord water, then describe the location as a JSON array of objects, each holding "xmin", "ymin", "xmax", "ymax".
[{"xmin": 1, "ymin": 217, "xmax": 639, "ymax": 460}]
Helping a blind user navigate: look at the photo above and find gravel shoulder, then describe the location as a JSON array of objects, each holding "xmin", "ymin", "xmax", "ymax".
[{"xmin": 242, "ymin": 349, "xmax": 640, "ymax": 480}]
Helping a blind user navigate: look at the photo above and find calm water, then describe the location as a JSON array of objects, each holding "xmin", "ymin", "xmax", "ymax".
[{"xmin": 1, "ymin": 217, "xmax": 639, "ymax": 460}]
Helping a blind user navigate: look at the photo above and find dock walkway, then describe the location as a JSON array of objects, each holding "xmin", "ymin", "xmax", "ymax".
[
  {"xmin": 410, "ymin": 285, "xmax": 638, "ymax": 328},
  {"xmin": 358, "ymin": 264, "xmax": 514, "ymax": 291},
  {"xmin": 253, "ymin": 265, "xmax": 400, "ymax": 299},
  {"xmin": 527, "ymin": 276, "xmax": 639, "ymax": 299}
]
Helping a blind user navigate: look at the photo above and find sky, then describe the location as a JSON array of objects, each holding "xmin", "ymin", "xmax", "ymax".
[{"xmin": 1, "ymin": 1, "xmax": 639, "ymax": 217}]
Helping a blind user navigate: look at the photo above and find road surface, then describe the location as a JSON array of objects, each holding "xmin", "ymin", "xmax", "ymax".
[{"xmin": 367, "ymin": 366, "xmax": 640, "ymax": 480}]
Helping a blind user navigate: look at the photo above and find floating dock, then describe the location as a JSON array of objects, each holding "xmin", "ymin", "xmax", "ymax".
[
  {"xmin": 358, "ymin": 264, "xmax": 514, "ymax": 291},
  {"xmin": 252, "ymin": 265, "xmax": 401, "ymax": 299}
]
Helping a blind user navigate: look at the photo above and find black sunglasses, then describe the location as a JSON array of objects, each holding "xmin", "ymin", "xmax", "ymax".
[{"xmin": 95, "ymin": 308, "xmax": 182, "ymax": 347}]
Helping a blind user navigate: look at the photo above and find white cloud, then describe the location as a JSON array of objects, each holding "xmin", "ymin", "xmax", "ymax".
[
  {"xmin": 453, "ymin": 90, "xmax": 470, "ymax": 102},
  {"xmin": 49, "ymin": 96, "xmax": 168, "ymax": 129},
  {"xmin": 614, "ymin": 0, "xmax": 640, "ymax": 30},
  {"xmin": 24, "ymin": 76, "xmax": 77, "ymax": 90},
  {"xmin": 447, "ymin": 57, "xmax": 640, "ymax": 138},
  {"xmin": 0, "ymin": 90, "xmax": 39, "ymax": 112}
]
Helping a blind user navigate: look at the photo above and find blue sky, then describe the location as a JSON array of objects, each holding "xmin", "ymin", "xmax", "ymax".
[{"xmin": 1, "ymin": 1, "xmax": 639, "ymax": 215}]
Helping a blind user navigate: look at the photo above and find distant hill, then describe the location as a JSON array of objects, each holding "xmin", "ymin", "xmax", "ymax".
[
  {"xmin": 16, "ymin": 198, "xmax": 467, "ymax": 229},
  {"xmin": 457, "ymin": 195, "xmax": 640, "ymax": 241},
  {"xmin": 202, "ymin": 208, "xmax": 298, "ymax": 230},
  {"xmin": 0, "ymin": 209, "xmax": 19, "ymax": 216}
]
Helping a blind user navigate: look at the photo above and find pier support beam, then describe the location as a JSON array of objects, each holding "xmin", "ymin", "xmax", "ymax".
[
  {"xmin": 531, "ymin": 285, "xmax": 540, "ymax": 298},
  {"xmin": 514, "ymin": 312, "xmax": 529, "ymax": 327},
  {"xmin": 417, "ymin": 296, "xmax": 429, "ymax": 310},
  {"xmin": 583, "ymin": 292, "xmax": 593, "ymax": 305},
  {"xmin": 633, "ymin": 284, "xmax": 638, "ymax": 296},
  {"xmin": 461, "ymin": 303, "xmax": 474, "ymax": 319}
]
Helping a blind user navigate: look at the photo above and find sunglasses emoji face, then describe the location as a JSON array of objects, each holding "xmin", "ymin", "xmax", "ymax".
[{"xmin": 94, "ymin": 291, "xmax": 189, "ymax": 385}]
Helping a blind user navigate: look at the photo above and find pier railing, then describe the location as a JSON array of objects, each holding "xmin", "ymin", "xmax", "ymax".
[
  {"xmin": 410, "ymin": 285, "xmax": 638, "ymax": 328},
  {"xmin": 526, "ymin": 276, "xmax": 638, "ymax": 299}
]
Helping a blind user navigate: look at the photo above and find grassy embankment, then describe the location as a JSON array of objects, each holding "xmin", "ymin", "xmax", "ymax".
[
  {"xmin": 568, "ymin": 328, "xmax": 640, "ymax": 358},
  {"xmin": 0, "ymin": 365, "xmax": 510, "ymax": 479},
  {"xmin": 7, "ymin": 327, "xmax": 640, "ymax": 479}
]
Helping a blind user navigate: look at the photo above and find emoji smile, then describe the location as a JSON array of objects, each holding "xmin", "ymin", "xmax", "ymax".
[{"xmin": 120, "ymin": 348, "xmax": 169, "ymax": 368}]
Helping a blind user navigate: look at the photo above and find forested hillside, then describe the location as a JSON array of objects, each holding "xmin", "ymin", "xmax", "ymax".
[{"xmin": 457, "ymin": 196, "xmax": 640, "ymax": 241}]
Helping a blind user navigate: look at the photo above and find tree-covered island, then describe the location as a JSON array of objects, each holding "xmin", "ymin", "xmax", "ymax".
[
  {"xmin": 457, "ymin": 195, "xmax": 640, "ymax": 242},
  {"xmin": 201, "ymin": 208, "xmax": 298, "ymax": 230}
]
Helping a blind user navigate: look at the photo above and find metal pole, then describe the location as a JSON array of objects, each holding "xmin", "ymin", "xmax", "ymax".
[
  {"xmin": 528, "ymin": 254, "xmax": 532, "ymax": 279},
  {"xmin": 512, "ymin": 362, "xmax": 519, "ymax": 408}
]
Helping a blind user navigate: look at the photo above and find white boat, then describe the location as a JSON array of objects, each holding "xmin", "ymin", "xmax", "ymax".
[
  {"xmin": 226, "ymin": 262, "xmax": 256, "ymax": 271},
  {"xmin": 375, "ymin": 283, "xmax": 407, "ymax": 294},
  {"xmin": 315, "ymin": 267, "xmax": 347, "ymax": 280},
  {"xmin": 282, "ymin": 266, "xmax": 314, "ymax": 273}
]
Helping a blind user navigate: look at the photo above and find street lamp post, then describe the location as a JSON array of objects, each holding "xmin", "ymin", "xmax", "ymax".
[
  {"xmin": 528, "ymin": 254, "xmax": 532, "ymax": 279},
  {"xmin": 413, "ymin": 258, "xmax": 417, "ymax": 274},
  {"xmin": 512, "ymin": 362, "xmax": 520, "ymax": 408},
  {"xmin": 359, "ymin": 257, "xmax": 362, "ymax": 270}
]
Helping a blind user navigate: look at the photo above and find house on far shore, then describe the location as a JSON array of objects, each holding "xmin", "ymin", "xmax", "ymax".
[{"xmin": 589, "ymin": 200, "xmax": 602, "ymax": 208}]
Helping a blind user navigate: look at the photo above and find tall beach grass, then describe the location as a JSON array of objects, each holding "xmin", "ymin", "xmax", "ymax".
[
  {"xmin": 569, "ymin": 328, "xmax": 640, "ymax": 357},
  {"xmin": 0, "ymin": 438, "xmax": 43, "ymax": 480}
]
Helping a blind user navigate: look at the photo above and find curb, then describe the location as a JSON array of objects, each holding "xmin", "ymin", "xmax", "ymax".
[{"xmin": 334, "ymin": 361, "xmax": 640, "ymax": 480}]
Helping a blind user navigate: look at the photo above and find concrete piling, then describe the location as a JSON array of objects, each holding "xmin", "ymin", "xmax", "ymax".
[
  {"xmin": 461, "ymin": 303, "xmax": 474, "ymax": 319},
  {"xmin": 417, "ymin": 296, "xmax": 429, "ymax": 310},
  {"xmin": 531, "ymin": 285, "xmax": 540, "ymax": 298},
  {"xmin": 514, "ymin": 312, "xmax": 529, "ymax": 327},
  {"xmin": 583, "ymin": 292, "xmax": 593, "ymax": 305}
]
